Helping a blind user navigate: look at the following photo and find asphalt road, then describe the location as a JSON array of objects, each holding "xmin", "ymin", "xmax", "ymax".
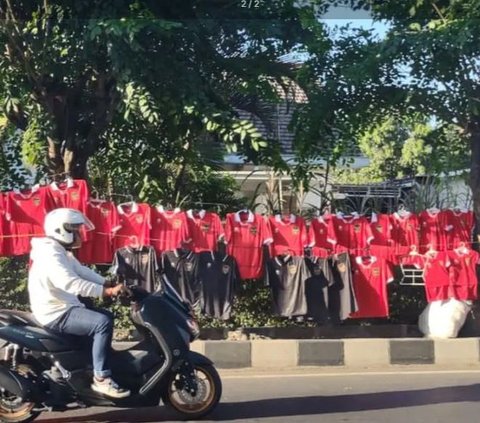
[{"xmin": 38, "ymin": 368, "xmax": 480, "ymax": 423}]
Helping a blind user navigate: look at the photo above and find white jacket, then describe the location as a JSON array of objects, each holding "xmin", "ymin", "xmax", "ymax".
[{"xmin": 28, "ymin": 238, "xmax": 105, "ymax": 326}]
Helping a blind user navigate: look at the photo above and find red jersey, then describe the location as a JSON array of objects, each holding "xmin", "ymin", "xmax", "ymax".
[
  {"xmin": 369, "ymin": 213, "xmax": 393, "ymax": 246},
  {"xmin": 331, "ymin": 213, "xmax": 374, "ymax": 254},
  {"xmin": 443, "ymin": 209, "xmax": 474, "ymax": 249},
  {"xmin": 6, "ymin": 185, "xmax": 55, "ymax": 227},
  {"xmin": 350, "ymin": 255, "xmax": 394, "ymax": 318},
  {"xmin": 308, "ymin": 215, "xmax": 336, "ymax": 257},
  {"xmin": 0, "ymin": 193, "xmax": 8, "ymax": 256},
  {"xmin": 390, "ymin": 211, "xmax": 419, "ymax": 249},
  {"xmin": 150, "ymin": 207, "xmax": 190, "ymax": 253},
  {"xmin": 224, "ymin": 211, "xmax": 273, "ymax": 280},
  {"xmin": 114, "ymin": 203, "xmax": 151, "ymax": 250},
  {"xmin": 419, "ymin": 209, "xmax": 449, "ymax": 252},
  {"xmin": 423, "ymin": 251, "xmax": 451, "ymax": 302},
  {"xmin": 447, "ymin": 248, "xmax": 479, "ymax": 301},
  {"xmin": 77, "ymin": 200, "xmax": 120, "ymax": 264},
  {"xmin": 48, "ymin": 178, "xmax": 90, "ymax": 214},
  {"xmin": 185, "ymin": 210, "xmax": 224, "ymax": 253},
  {"xmin": 268, "ymin": 214, "xmax": 309, "ymax": 257}
]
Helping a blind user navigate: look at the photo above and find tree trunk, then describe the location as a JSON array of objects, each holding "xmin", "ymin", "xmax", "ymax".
[
  {"xmin": 468, "ymin": 116, "xmax": 480, "ymax": 249},
  {"xmin": 47, "ymin": 135, "xmax": 64, "ymax": 175}
]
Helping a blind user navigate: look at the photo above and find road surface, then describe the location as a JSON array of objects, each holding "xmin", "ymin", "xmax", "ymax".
[{"xmin": 38, "ymin": 367, "xmax": 480, "ymax": 422}]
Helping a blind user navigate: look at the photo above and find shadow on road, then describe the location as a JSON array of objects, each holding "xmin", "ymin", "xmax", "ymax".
[{"xmin": 39, "ymin": 383, "xmax": 480, "ymax": 422}]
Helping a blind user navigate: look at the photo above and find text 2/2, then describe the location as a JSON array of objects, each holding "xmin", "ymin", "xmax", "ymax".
[{"xmin": 241, "ymin": 0, "xmax": 261, "ymax": 8}]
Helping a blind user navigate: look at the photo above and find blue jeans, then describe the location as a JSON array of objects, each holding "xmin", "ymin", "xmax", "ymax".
[{"xmin": 45, "ymin": 306, "xmax": 114, "ymax": 378}]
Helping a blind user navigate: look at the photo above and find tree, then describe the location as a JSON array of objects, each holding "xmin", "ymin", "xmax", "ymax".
[{"xmin": 0, "ymin": 0, "xmax": 323, "ymax": 180}]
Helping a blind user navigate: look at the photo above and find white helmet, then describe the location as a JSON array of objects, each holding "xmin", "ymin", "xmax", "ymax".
[{"xmin": 44, "ymin": 208, "xmax": 94, "ymax": 246}]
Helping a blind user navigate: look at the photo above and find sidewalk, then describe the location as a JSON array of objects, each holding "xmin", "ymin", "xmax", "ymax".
[{"xmin": 117, "ymin": 337, "xmax": 480, "ymax": 369}]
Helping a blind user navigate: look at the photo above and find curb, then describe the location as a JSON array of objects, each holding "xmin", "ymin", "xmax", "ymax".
[{"xmin": 116, "ymin": 338, "xmax": 480, "ymax": 369}]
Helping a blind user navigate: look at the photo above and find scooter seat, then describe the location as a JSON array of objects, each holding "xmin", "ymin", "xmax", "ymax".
[{"xmin": 0, "ymin": 310, "xmax": 42, "ymax": 327}]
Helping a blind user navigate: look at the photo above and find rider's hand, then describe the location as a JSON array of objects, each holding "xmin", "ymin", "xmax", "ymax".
[{"xmin": 103, "ymin": 284, "xmax": 132, "ymax": 298}]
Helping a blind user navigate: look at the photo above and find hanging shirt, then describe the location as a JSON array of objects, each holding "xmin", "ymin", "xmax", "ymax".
[
  {"xmin": 447, "ymin": 248, "xmax": 480, "ymax": 301},
  {"xmin": 0, "ymin": 193, "xmax": 10, "ymax": 256},
  {"xmin": 304, "ymin": 256, "xmax": 335, "ymax": 323},
  {"xmin": 443, "ymin": 209, "xmax": 474, "ymax": 249},
  {"xmin": 224, "ymin": 210, "xmax": 273, "ymax": 280},
  {"xmin": 266, "ymin": 255, "xmax": 310, "ymax": 318},
  {"xmin": 390, "ymin": 211, "xmax": 419, "ymax": 247},
  {"xmin": 114, "ymin": 202, "xmax": 151, "ymax": 250},
  {"xmin": 419, "ymin": 209, "xmax": 449, "ymax": 252},
  {"xmin": 198, "ymin": 252, "xmax": 239, "ymax": 320},
  {"xmin": 161, "ymin": 249, "xmax": 201, "ymax": 306},
  {"xmin": 268, "ymin": 214, "xmax": 309, "ymax": 257},
  {"xmin": 77, "ymin": 200, "xmax": 120, "ymax": 264},
  {"xmin": 5, "ymin": 185, "xmax": 55, "ymax": 227},
  {"xmin": 369, "ymin": 212, "xmax": 393, "ymax": 246},
  {"xmin": 350, "ymin": 255, "xmax": 394, "ymax": 319},
  {"xmin": 112, "ymin": 245, "xmax": 160, "ymax": 293},
  {"xmin": 331, "ymin": 213, "xmax": 374, "ymax": 254},
  {"xmin": 48, "ymin": 178, "xmax": 90, "ymax": 214},
  {"xmin": 308, "ymin": 214, "xmax": 337, "ymax": 258},
  {"xmin": 150, "ymin": 206, "xmax": 190, "ymax": 253},
  {"xmin": 185, "ymin": 210, "xmax": 224, "ymax": 253},
  {"xmin": 423, "ymin": 250, "xmax": 451, "ymax": 302}
]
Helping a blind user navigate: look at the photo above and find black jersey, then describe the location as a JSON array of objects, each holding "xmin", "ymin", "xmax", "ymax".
[
  {"xmin": 329, "ymin": 252, "xmax": 358, "ymax": 322},
  {"xmin": 266, "ymin": 255, "xmax": 311, "ymax": 317},
  {"xmin": 198, "ymin": 252, "xmax": 239, "ymax": 320},
  {"xmin": 305, "ymin": 256, "xmax": 335, "ymax": 323},
  {"xmin": 162, "ymin": 249, "xmax": 201, "ymax": 307},
  {"xmin": 112, "ymin": 245, "xmax": 160, "ymax": 292}
]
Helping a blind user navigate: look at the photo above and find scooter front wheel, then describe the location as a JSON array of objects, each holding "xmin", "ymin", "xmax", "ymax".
[{"xmin": 161, "ymin": 363, "xmax": 222, "ymax": 420}]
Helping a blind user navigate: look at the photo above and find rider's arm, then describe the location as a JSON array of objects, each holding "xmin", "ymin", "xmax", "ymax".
[
  {"xmin": 47, "ymin": 251, "xmax": 104, "ymax": 298},
  {"xmin": 70, "ymin": 255, "xmax": 105, "ymax": 285}
]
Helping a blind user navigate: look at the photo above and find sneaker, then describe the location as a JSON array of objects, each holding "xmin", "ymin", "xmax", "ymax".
[{"xmin": 91, "ymin": 377, "xmax": 131, "ymax": 399}]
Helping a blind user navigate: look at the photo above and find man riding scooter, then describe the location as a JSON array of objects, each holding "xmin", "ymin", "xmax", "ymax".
[{"xmin": 27, "ymin": 208, "xmax": 131, "ymax": 399}]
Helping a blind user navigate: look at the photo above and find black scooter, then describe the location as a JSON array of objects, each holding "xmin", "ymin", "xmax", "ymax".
[{"xmin": 0, "ymin": 281, "xmax": 222, "ymax": 422}]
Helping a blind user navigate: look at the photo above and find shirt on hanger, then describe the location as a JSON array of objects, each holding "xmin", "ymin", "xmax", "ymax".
[
  {"xmin": 419, "ymin": 209, "xmax": 449, "ymax": 252},
  {"xmin": 112, "ymin": 245, "xmax": 160, "ymax": 293},
  {"xmin": 308, "ymin": 214, "xmax": 337, "ymax": 257},
  {"xmin": 331, "ymin": 213, "xmax": 374, "ymax": 254},
  {"xmin": 48, "ymin": 178, "xmax": 90, "ymax": 214},
  {"xmin": 304, "ymin": 256, "xmax": 335, "ymax": 323},
  {"xmin": 423, "ymin": 250, "xmax": 451, "ymax": 302},
  {"xmin": 268, "ymin": 214, "xmax": 309, "ymax": 257},
  {"xmin": 369, "ymin": 212, "xmax": 393, "ymax": 246},
  {"xmin": 150, "ymin": 206, "xmax": 190, "ymax": 253},
  {"xmin": 198, "ymin": 252, "xmax": 239, "ymax": 320},
  {"xmin": 329, "ymin": 252, "xmax": 359, "ymax": 322},
  {"xmin": 350, "ymin": 255, "xmax": 394, "ymax": 319},
  {"xmin": 443, "ymin": 209, "xmax": 474, "ymax": 249},
  {"xmin": 5, "ymin": 185, "xmax": 55, "ymax": 227},
  {"xmin": 114, "ymin": 202, "xmax": 151, "ymax": 250},
  {"xmin": 0, "ymin": 193, "xmax": 9, "ymax": 256},
  {"xmin": 224, "ymin": 210, "xmax": 273, "ymax": 280},
  {"xmin": 185, "ymin": 210, "xmax": 224, "ymax": 253},
  {"xmin": 77, "ymin": 200, "xmax": 120, "ymax": 264},
  {"xmin": 266, "ymin": 255, "xmax": 310, "ymax": 318},
  {"xmin": 390, "ymin": 211, "xmax": 419, "ymax": 250},
  {"xmin": 447, "ymin": 248, "xmax": 480, "ymax": 301}
]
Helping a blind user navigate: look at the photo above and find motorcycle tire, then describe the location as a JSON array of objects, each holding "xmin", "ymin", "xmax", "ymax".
[{"xmin": 161, "ymin": 363, "xmax": 222, "ymax": 420}]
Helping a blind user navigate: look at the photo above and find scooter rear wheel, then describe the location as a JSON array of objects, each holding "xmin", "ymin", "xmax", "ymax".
[{"xmin": 161, "ymin": 363, "xmax": 222, "ymax": 420}]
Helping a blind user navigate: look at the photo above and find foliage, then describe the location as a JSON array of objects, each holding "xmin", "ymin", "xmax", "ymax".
[{"xmin": 0, "ymin": 257, "xmax": 29, "ymax": 311}]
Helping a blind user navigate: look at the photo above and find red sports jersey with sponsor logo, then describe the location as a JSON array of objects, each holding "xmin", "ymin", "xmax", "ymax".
[
  {"xmin": 185, "ymin": 210, "xmax": 224, "ymax": 253},
  {"xmin": 114, "ymin": 203, "xmax": 151, "ymax": 250},
  {"xmin": 77, "ymin": 200, "xmax": 120, "ymax": 264},
  {"xmin": 224, "ymin": 210, "xmax": 273, "ymax": 280},
  {"xmin": 423, "ymin": 251, "xmax": 451, "ymax": 302},
  {"xmin": 390, "ymin": 211, "xmax": 419, "ymax": 249},
  {"xmin": 6, "ymin": 185, "xmax": 55, "ymax": 227},
  {"xmin": 369, "ymin": 213, "xmax": 393, "ymax": 246},
  {"xmin": 48, "ymin": 179, "xmax": 89, "ymax": 213},
  {"xmin": 150, "ymin": 207, "xmax": 190, "ymax": 253},
  {"xmin": 443, "ymin": 209, "xmax": 474, "ymax": 249},
  {"xmin": 418, "ymin": 209, "xmax": 449, "ymax": 252},
  {"xmin": 447, "ymin": 248, "xmax": 479, "ymax": 301},
  {"xmin": 331, "ymin": 213, "xmax": 374, "ymax": 254},
  {"xmin": 350, "ymin": 255, "xmax": 394, "ymax": 318},
  {"xmin": 268, "ymin": 214, "xmax": 309, "ymax": 257},
  {"xmin": 308, "ymin": 215, "xmax": 337, "ymax": 257}
]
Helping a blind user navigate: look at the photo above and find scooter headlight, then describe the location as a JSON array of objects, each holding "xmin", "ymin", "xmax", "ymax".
[{"xmin": 186, "ymin": 318, "xmax": 200, "ymax": 341}]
